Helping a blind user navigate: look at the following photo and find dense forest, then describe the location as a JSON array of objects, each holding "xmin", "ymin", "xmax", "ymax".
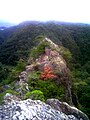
[{"xmin": 0, "ymin": 21, "xmax": 90, "ymax": 117}]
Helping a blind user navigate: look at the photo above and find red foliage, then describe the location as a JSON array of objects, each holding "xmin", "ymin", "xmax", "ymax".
[{"xmin": 40, "ymin": 66, "xmax": 57, "ymax": 80}]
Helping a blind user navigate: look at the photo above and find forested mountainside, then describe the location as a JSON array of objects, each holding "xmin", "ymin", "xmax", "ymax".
[
  {"xmin": 0, "ymin": 21, "xmax": 90, "ymax": 118},
  {"xmin": 0, "ymin": 21, "xmax": 90, "ymax": 65}
]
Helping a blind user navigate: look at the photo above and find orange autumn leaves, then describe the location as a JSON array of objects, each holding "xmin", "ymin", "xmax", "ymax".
[{"xmin": 40, "ymin": 66, "xmax": 57, "ymax": 80}]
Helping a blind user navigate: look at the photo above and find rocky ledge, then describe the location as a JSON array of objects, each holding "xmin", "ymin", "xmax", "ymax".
[{"xmin": 0, "ymin": 94, "xmax": 89, "ymax": 120}]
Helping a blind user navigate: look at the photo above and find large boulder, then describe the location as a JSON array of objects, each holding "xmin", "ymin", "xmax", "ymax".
[
  {"xmin": 0, "ymin": 94, "xmax": 89, "ymax": 120},
  {"xmin": 0, "ymin": 99, "xmax": 79, "ymax": 120},
  {"xmin": 46, "ymin": 99, "xmax": 89, "ymax": 120}
]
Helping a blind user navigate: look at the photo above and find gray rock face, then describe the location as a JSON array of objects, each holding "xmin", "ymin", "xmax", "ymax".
[
  {"xmin": 0, "ymin": 96, "xmax": 89, "ymax": 120},
  {"xmin": 46, "ymin": 99, "xmax": 89, "ymax": 120}
]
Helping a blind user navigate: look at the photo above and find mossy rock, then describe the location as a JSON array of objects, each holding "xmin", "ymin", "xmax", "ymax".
[{"xmin": 0, "ymin": 89, "xmax": 19, "ymax": 105}]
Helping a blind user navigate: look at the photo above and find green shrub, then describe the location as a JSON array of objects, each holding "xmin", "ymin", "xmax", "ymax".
[
  {"xmin": 27, "ymin": 78, "xmax": 64, "ymax": 101},
  {"xmin": 16, "ymin": 59, "xmax": 26, "ymax": 71},
  {"xmin": 24, "ymin": 90, "xmax": 45, "ymax": 101},
  {"xmin": 1, "ymin": 59, "xmax": 26, "ymax": 84},
  {"xmin": 0, "ymin": 93, "xmax": 5, "ymax": 104},
  {"xmin": 30, "ymin": 41, "xmax": 50, "ymax": 60},
  {"xmin": 4, "ymin": 89, "xmax": 19, "ymax": 95},
  {"xmin": 34, "ymin": 35, "xmax": 45, "ymax": 43},
  {"xmin": 0, "ymin": 63, "xmax": 9, "ymax": 83},
  {"xmin": 36, "ymin": 80, "xmax": 64, "ymax": 100},
  {"xmin": 27, "ymin": 71, "xmax": 40, "ymax": 81}
]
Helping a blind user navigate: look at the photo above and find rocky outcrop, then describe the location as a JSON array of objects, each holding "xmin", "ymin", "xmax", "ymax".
[
  {"xmin": 46, "ymin": 99, "xmax": 89, "ymax": 120},
  {"xmin": 17, "ymin": 38, "xmax": 73, "ymax": 104},
  {"xmin": 0, "ymin": 94, "xmax": 89, "ymax": 120},
  {"xmin": 0, "ymin": 38, "xmax": 89, "ymax": 120},
  {"xmin": 35, "ymin": 47, "xmax": 67, "ymax": 71}
]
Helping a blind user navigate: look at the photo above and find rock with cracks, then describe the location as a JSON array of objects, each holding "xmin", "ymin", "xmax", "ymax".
[{"xmin": 0, "ymin": 94, "xmax": 89, "ymax": 120}]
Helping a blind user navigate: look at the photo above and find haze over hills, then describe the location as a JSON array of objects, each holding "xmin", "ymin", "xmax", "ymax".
[
  {"xmin": 0, "ymin": 21, "xmax": 90, "ymax": 118},
  {"xmin": 0, "ymin": 20, "xmax": 17, "ymax": 28},
  {"xmin": 0, "ymin": 20, "xmax": 90, "ymax": 27}
]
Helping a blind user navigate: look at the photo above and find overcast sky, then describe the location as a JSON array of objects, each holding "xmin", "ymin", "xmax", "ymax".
[{"xmin": 0, "ymin": 0, "xmax": 90, "ymax": 24}]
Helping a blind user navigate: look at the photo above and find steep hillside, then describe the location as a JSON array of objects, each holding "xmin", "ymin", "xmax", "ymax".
[
  {"xmin": 0, "ymin": 21, "xmax": 90, "ymax": 118},
  {"xmin": 0, "ymin": 38, "xmax": 73, "ymax": 104},
  {"xmin": 0, "ymin": 26, "xmax": 18, "ymax": 44},
  {"xmin": 0, "ymin": 37, "xmax": 89, "ymax": 120},
  {"xmin": 17, "ymin": 38, "xmax": 73, "ymax": 104}
]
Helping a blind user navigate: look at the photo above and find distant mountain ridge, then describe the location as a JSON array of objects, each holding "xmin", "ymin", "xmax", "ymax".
[
  {"xmin": 0, "ymin": 20, "xmax": 16, "ymax": 27},
  {"xmin": 0, "ymin": 21, "xmax": 90, "ymax": 65}
]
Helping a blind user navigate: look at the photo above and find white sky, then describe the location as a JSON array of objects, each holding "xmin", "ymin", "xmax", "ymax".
[{"xmin": 0, "ymin": 0, "xmax": 90, "ymax": 24}]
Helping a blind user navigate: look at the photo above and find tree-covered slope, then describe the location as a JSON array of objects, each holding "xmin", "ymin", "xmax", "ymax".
[
  {"xmin": 0, "ymin": 21, "xmax": 90, "ymax": 118},
  {"xmin": 0, "ymin": 21, "xmax": 90, "ymax": 65},
  {"xmin": 0, "ymin": 22, "xmax": 80, "ymax": 64}
]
